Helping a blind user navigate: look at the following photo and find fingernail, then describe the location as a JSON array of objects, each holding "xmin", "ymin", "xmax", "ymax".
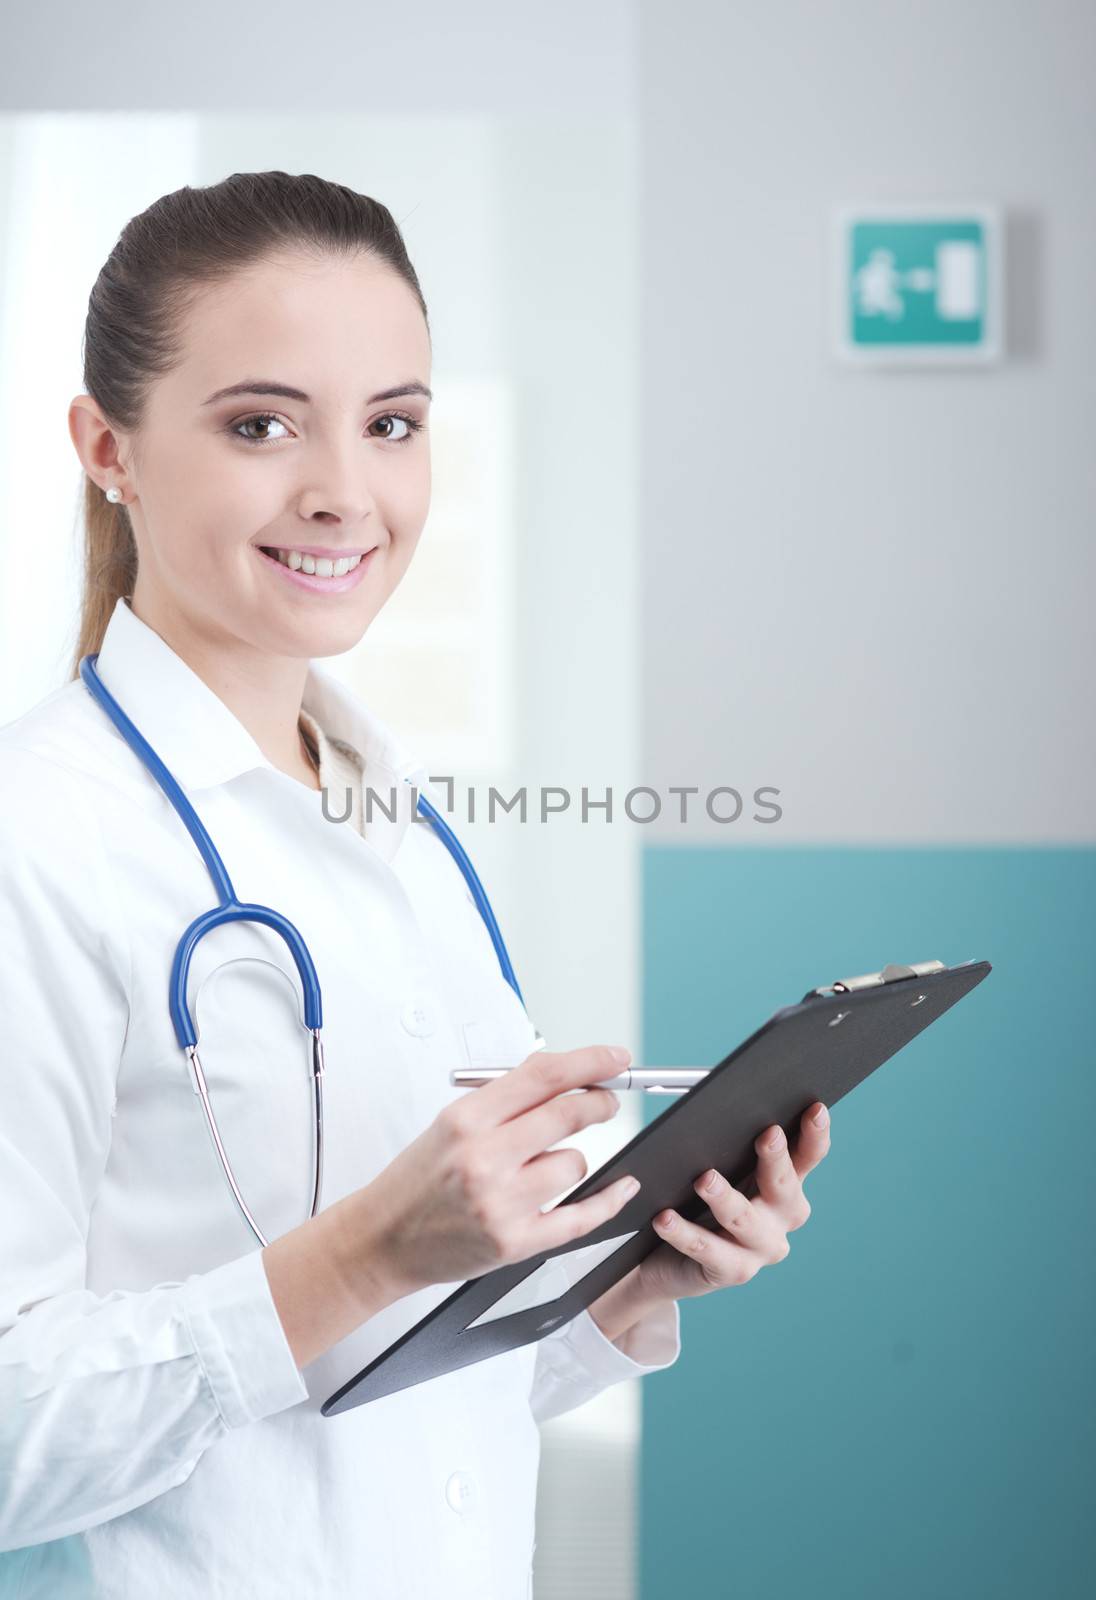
[
  {"xmin": 656, "ymin": 1210, "xmax": 675, "ymax": 1228},
  {"xmin": 765, "ymin": 1127, "xmax": 784, "ymax": 1151},
  {"xmin": 620, "ymin": 1176, "xmax": 640, "ymax": 1198},
  {"xmin": 609, "ymin": 1045, "xmax": 631, "ymax": 1065},
  {"xmin": 813, "ymin": 1105, "xmax": 829, "ymax": 1128}
]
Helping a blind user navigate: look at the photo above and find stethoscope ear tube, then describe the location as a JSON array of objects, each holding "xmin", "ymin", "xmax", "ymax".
[
  {"xmin": 170, "ymin": 904, "xmax": 325, "ymax": 1249},
  {"xmin": 415, "ymin": 791, "xmax": 526, "ymax": 1008},
  {"xmin": 170, "ymin": 901, "xmax": 323, "ymax": 1049}
]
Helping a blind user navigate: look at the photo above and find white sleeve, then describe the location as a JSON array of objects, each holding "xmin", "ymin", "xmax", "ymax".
[
  {"xmin": 528, "ymin": 1244, "xmax": 681, "ymax": 1424},
  {"xmin": 0, "ymin": 748, "xmax": 308, "ymax": 1553}
]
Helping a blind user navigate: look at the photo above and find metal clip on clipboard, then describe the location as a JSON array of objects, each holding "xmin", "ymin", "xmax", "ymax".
[{"xmin": 802, "ymin": 957, "xmax": 948, "ymax": 1001}]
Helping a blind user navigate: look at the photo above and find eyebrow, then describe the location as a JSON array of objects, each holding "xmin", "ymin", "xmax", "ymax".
[{"xmin": 201, "ymin": 379, "xmax": 433, "ymax": 406}]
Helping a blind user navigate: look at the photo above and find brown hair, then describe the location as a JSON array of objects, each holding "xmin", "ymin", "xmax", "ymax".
[{"xmin": 70, "ymin": 169, "xmax": 430, "ymax": 679}]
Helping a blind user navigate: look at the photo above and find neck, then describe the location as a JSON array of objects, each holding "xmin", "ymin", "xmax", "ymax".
[{"xmin": 126, "ymin": 589, "xmax": 312, "ymax": 779}]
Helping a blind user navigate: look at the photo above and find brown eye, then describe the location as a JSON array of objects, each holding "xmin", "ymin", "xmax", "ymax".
[
  {"xmin": 230, "ymin": 413, "xmax": 290, "ymax": 446},
  {"xmin": 370, "ymin": 412, "xmax": 425, "ymax": 444}
]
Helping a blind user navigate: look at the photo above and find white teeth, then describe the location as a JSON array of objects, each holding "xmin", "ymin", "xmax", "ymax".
[{"xmin": 266, "ymin": 547, "xmax": 364, "ymax": 578}]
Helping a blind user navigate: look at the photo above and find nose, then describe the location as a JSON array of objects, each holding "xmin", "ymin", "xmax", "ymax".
[
  {"xmin": 298, "ymin": 488, "xmax": 377, "ymax": 524},
  {"xmin": 296, "ymin": 451, "xmax": 381, "ymax": 525}
]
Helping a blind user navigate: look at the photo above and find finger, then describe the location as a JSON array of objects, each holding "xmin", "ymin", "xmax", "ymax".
[
  {"xmin": 690, "ymin": 1168, "xmax": 769, "ymax": 1251},
  {"xmin": 464, "ymin": 1044, "xmax": 630, "ymax": 1131},
  {"xmin": 752, "ymin": 1120, "xmax": 803, "ymax": 1203},
  {"xmin": 790, "ymin": 1102, "xmax": 831, "ymax": 1180},
  {"xmin": 518, "ymin": 1144, "xmax": 593, "ymax": 1210},
  {"xmin": 650, "ymin": 1207, "xmax": 759, "ymax": 1285},
  {"xmin": 533, "ymin": 1170, "xmax": 641, "ymax": 1255},
  {"xmin": 498, "ymin": 1067, "xmax": 624, "ymax": 1163}
]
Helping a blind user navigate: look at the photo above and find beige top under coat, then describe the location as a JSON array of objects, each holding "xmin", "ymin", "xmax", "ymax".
[{"xmin": 298, "ymin": 705, "xmax": 368, "ymax": 835}]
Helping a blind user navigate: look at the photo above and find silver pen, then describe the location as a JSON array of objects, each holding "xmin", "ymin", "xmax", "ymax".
[
  {"xmin": 450, "ymin": 958, "xmax": 960, "ymax": 1095},
  {"xmin": 448, "ymin": 1066, "xmax": 707, "ymax": 1095}
]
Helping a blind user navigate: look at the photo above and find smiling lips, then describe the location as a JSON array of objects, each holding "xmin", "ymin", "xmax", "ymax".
[
  {"xmin": 258, "ymin": 544, "xmax": 374, "ymax": 577},
  {"xmin": 255, "ymin": 543, "xmax": 378, "ymax": 593}
]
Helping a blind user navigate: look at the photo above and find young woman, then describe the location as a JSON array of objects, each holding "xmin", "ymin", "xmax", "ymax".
[{"xmin": 0, "ymin": 170, "xmax": 828, "ymax": 1596}]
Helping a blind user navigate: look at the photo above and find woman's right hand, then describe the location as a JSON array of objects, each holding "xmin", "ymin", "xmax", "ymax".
[{"xmin": 355, "ymin": 1045, "xmax": 640, "ymax": 1299}]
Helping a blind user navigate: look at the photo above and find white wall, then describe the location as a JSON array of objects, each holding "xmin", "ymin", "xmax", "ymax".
[{"xmin": 637, "ymin": 0, "xmax": 1095, "ymax": 846}]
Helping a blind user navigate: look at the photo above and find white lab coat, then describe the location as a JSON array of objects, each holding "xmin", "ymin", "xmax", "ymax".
[{"xmin": 0, "ymin": 596, "xmax": 680, "ymax": 1598}]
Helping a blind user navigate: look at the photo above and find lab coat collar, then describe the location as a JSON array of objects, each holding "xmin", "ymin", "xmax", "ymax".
[{"xmin": 91, "ymin": 598, "xmax": 429, "ymax": 833}]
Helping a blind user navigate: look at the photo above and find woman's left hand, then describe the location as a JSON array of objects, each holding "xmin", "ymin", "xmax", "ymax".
[{"xmin": 633, "ymin": 1102, "xmax": 831, "ymax": 1302}]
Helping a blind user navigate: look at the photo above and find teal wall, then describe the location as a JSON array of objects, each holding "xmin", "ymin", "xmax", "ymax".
[{"xmin": 639, "ymin": 845, "xmax": 1096, "ymax": 1599}]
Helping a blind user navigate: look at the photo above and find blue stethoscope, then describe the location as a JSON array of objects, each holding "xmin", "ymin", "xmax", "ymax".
[{"xmin": 79, "ymin": 651, "xmax": 538, "ymax": 1247}]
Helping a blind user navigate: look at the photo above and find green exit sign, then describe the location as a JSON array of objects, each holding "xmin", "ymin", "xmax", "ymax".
[{"xmin": 833, "ymin": 205, "xmax": 1003, "ymax": 365}]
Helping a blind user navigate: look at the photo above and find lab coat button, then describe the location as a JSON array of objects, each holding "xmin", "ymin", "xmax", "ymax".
[
  {"xmin": 445, "ymin": 1469, "xmax": 475, "ymax": 1513},
  {"xmin": 401, "ymin": 1000, "xmax": 434, "ymax": 1037}
]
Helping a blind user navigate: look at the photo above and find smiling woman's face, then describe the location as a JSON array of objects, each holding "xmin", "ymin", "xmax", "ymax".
[{"xmin": 120, "ymin": 247, "xmax": 432, "ymax": 662}]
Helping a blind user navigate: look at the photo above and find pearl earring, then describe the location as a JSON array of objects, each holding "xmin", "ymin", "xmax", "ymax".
[{"xmin": 105, "ymin": 486, "xmax": 123, "ymax": 503}]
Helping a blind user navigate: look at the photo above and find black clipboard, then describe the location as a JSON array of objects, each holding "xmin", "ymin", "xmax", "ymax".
[{"xmin": 322, "ymin": 955, "xmax": 991, "ymax": 1416}]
